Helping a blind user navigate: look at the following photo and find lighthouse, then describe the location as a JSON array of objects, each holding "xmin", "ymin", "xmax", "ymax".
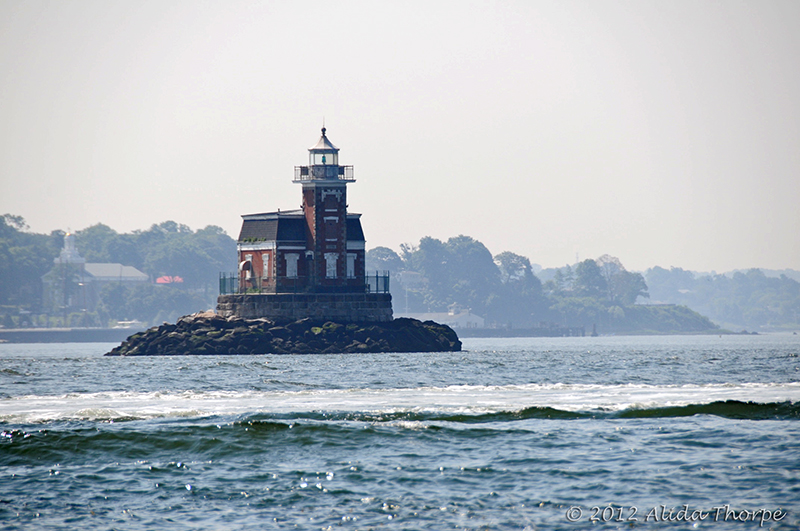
[{"xmin": 217, "ymin": 128, "xmax": 392, "ymax": 322}]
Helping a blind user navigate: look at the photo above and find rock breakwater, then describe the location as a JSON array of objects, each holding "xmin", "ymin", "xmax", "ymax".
[{"xmin": 105, "ymin": 311, "xmax": 461, "ymax": 356}]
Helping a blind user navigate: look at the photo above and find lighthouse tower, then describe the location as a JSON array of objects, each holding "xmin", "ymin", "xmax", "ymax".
[{"xmin": 294, "ymin": 127, "xmax": 360, "ymax": 289}]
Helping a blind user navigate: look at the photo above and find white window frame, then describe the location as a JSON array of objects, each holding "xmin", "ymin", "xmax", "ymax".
[
  {"xmin": 262, "ymin": 253, "xmax": 270, "ymax": 278},
  {"xmin": 324, "ymin": 253, "xmax": 338, "ymax": 279},
  {"xmin": 285, "ymin": 253, "xmax": 299, "ymax": 279}
]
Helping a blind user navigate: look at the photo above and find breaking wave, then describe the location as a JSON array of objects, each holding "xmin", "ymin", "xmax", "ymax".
[{"xmin": 2, "ymin": 382, "xmax": 798, "ymax": 424}]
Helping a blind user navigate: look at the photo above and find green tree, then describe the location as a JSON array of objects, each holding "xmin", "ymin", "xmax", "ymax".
[
  {"xmin": 495, "ymin": 251, "xmax": 533, "ymax": 284},
  {"xmin": 549, "ymin": 296, "xmax": 607, "ymax": 327},
  {"xmin": 446, "ymin": 235, "xmax": 501, "ymax": 315},
  {"xmin": 366, "ymin": 246, "xmax": 404, "ymax": 275},
  {"xmin": 399, "ymin": 235, "xmax": 502, "ymax": 316},
  {"xmin": 573, "ymin": 259, "xmax": 607, "ymax": 299},
  {"xmin": 492, "ymin": 251, "xmax": 547, "ymax": 326},
  {"xmin": 401, "ymin": 237, "xmax": 451, "ymax": 311},
  {"xmin": 0, "ymin": 214, "xmax": 60, "ymax": 309},
  {"xmin": 144, "ymin": 238, "xmax": 207, "ymax": 288},
  {"xmin": 612, "ymin": 270, "xmax": 649, "ymax": 305},
  {"xmin": 596, "ymin": 254, "xmax": 649, "ymax": 305},
  {"xmin": 99, "ymin": 283, "xmax": 128, "ymax": 321},
  {"xmin": 545, "ymin": 264, "xmax": 575, "ymax": 296}
]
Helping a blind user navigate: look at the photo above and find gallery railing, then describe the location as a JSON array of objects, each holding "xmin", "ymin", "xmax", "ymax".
[
  {"xmin": 219, "ymin": 271, "xmax": 389, "ymax": 295},
  {"xmin": 293, "ymin": 165, "xmax": 354, "ymax": 182}
]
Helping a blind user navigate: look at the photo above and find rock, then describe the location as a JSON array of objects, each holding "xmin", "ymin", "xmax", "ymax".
[
  {"xmin": 268, "ymin": 326, "xmax": 291, "ymax": 339},
  {"xmin": 105, "ymin": 313, "xmax": 461, "ymax": 356},
  {"xmin": 286, "ymin": 318, "xmax": 312, "ymax": 333}
]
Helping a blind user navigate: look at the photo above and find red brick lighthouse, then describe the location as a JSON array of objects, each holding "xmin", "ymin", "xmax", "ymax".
[{"xmin": 217, "ymin": 128, "xmax": 392, "ymax": 322}]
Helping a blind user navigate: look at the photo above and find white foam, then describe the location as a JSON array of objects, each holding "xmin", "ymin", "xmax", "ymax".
[{"xmin": 2, "ymin": 382, "xmax": 798, "ymax": 423}]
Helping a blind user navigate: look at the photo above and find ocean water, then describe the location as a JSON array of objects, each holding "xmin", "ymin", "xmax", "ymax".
[{"xmin": 1, "ymin": 334, "xmax": 798, "ymax": 530}]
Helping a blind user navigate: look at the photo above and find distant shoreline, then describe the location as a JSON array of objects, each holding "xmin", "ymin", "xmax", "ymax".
[
  {"xmin": 0, "ymin": 327, "xmax": 144, "ymax": 343},
  {"xmin": 0, "ymin": 326, "xmax": 770, "ymax": 344},
  {"xmin": 454, "ymin": 327, "xmax": 746, "ymax": 338}
]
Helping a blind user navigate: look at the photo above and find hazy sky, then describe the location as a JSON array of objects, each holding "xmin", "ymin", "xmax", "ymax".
[{"xmin": 1, "ymin": 1, "xmax": 798, "ymax": 272}]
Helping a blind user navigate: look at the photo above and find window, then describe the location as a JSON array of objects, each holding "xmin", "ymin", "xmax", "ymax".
[
  {"xmin": 311, "ymin": 152, "xmax": 338, "ymax": 165},
  {"xmin": 244, "ymin": 254, "xmax": 253, "ymax": 279},
  {"xmin": 347, "ymin": 253, "xmax": 356, "ymax": 279},
  {"xmin": 309, "ymin": 152, "xmax": 339, "ymax": 165},
  {"xmin": 285, "ymin": 254, "xmax": 299, "ymax": 278},
  {"xmin": 262, "ymin": 253, "xmax": 270, "ymax": 278},
  {"xmin": 324, "ymin": 194, "xmax": 338, "ymax": 211},
  {"xmin": 325, "ymin": 253, "xmax": 338, "ymax": 279},
  {"xmin": 324, "ymin": 217, "xmax": 339, "ymax": 241}
]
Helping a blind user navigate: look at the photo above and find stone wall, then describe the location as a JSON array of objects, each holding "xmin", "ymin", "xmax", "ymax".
[{"xmin": 216, "ymin": 293, "xmax": 393, "ymax": 322}]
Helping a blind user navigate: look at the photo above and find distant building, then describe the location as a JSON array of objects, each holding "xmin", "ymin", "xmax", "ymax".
[
  {"xmin": 42, "ymin": 233, "xmax": 149, "ymax": 314},
  {"xmin": 156, "ymin": 276, "xmax": 184, "ymax": 284},
  {"xmin": 217, "ymin": 128, "xmax": 392, "ymax": 322}
]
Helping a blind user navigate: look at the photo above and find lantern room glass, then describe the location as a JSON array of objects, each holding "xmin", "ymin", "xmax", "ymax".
[{"xmin": 311, "ymin": 151, "xmax": 338, "ymax": 166}]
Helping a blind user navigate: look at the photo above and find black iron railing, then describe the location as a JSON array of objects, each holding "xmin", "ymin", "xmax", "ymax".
[
  {"xmin": 219, "ymin": 273, "xmax": 239, "ymax": 295},
  {"xmin": 219, "ymin": 271, "xmax": 389, "ymax": 295},
  {"xmin": 366, "ymin": 271, "xmax": 390, "ymax": 294},
  {"xmin": 293, "ymin": 165, "xmax": 354, "ymax": 182}
]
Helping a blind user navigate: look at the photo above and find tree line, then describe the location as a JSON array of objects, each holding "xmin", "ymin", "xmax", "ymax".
[
  {"xmin": 369, "ymin": 235, "xmax": 800, "ymax": 333},
  {"xmin": 367, "ymin": 235, "xmax": 718, "ymax": 333},
  {"xmin": 645, "ymin": 266, "xmax": 800, "ymax": 331},
  {"xmin": 0, "ymin": 214, "xmax": 235, "ymax": 327}
]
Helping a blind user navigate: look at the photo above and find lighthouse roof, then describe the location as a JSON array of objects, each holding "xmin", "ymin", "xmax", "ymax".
[
  {"xmin": 239, "ymin": 210, "xmax": 305, "ymax": 243},
  {"xmin": 238, "ymin": 211, "xmax": 364, "ymax": 243},
  {"xmin": 309, "ymin": 127, "xmax": 339, "ymax": 152}
]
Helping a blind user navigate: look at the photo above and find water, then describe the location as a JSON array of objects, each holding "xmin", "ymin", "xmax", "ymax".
[{"xmin": 1, "ymin": 334, "xmax": 798, "ymax": 530}]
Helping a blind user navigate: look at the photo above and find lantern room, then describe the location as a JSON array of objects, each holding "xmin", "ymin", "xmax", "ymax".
[{"xmin": 309, "ymin": 127, "xmax": 339, "ymax": 166}]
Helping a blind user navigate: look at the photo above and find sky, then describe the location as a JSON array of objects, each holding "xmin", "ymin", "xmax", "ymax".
[{"xmin": 1, "ymin": 0, "xmax": 798, "ymax": 273}]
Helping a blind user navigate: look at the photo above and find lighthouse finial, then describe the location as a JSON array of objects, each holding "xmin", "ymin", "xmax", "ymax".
[{"xmin": 322, "ymin": 117, "xmax": 326, "ymax": 136}]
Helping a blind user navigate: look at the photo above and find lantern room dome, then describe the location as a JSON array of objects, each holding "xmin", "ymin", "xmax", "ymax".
[{"xmin": 309, "ymin": 127, "xmax": 339, "ymax": 152}]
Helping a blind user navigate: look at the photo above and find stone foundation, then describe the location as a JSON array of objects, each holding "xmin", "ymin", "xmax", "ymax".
[{"xmin": 216, "ymin": 293, "xmax": 393, "ymax": 322}]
